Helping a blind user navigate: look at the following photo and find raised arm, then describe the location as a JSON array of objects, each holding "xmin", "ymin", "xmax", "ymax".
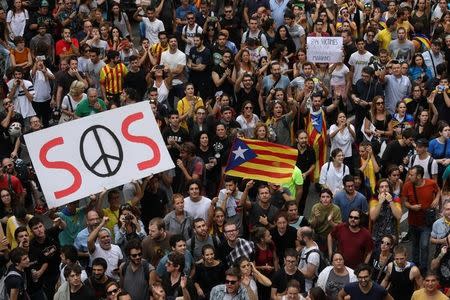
[{"xmin": 88, "ymin": 216, "xmax": 109, "ymax": 254}]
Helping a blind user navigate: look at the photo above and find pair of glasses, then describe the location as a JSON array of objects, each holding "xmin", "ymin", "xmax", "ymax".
[
  {"xmin": 349, "ymin": 216, "xmax": 360, "ymax": 220},
  {"xmin": 376, "ymin": 102, "xmax": 384, "ymax": 105},
  {"xmin": 130, "ymin": 252, "xmax": 142, "ymax": 258},
  {"xmin": 225, "ymin": 280, "xmax": 237, "ymax": 284},
  {"xmin": 244, "ymin": 106, "xmax": 253, "ymax": 110},
  {"xmin": 381, "ymin": 241, "xmax": 391, "ymax": 245},
  {"xmin": 107, "ymin": 288, "xmax": 119, "ymax": 296}
]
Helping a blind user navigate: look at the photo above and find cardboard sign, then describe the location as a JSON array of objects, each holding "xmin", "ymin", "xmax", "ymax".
[
  {"xmin": 24, "ymin": 101, "xmax": 174, "ymax": 208},
  {"xmin": 307, "ymin": 37, "xmax": 343, "ymax": 63}
]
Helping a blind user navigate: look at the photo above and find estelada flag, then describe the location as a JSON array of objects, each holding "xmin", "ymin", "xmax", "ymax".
[{"xmin": 225, "ymin": 138, "xmax": 298, "ymax": 184}]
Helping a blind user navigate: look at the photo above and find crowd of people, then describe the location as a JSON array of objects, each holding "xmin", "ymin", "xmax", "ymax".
[{"xmin": 0, "ymin": 0, "xmax": 449, "ymax": 299}]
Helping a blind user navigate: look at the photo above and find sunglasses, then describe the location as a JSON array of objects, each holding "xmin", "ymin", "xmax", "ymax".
[
  {"xmin": 349, "ymin": 216, "xmax": 360, "ymax": 220},
  {"xmin": 131, "ymin": 252, "xmax": 142, "ymax": 258},
  {"xmin": 381, "ymin": 240, "xmax": 391, "ymax": 245},
  {"xmin": 244, "ymin": 106, "xmax": 253, "ymax": 110},
  {"xmin": 225, "ymin": 280, "xmax": 237, "ymax": 284},
  {"xmin": 376, "ymin": 102, "xmax": 384, "ymax": 105},
  {"xmin": 107, "ymin": 288, "xmax": 119, "ymax": 295}
]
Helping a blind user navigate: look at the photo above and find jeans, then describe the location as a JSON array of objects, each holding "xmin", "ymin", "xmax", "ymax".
[
  {"xmin": 0, "ymin": 44, "xmax": 10, "ymax": 75},
  {"xmin": 410, "ymin": 224, "xmax": 431, "ymax": 271}
]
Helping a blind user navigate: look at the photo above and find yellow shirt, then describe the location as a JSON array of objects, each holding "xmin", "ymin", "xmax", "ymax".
[
  {"xmin": 177, "ymin": 96, "xmax": 204, "ymax": 131},
  {"xmin": 102, "ymin": 208, "xmax": 119, "ymax": 239},
  {"xmin": 397, "ymin": 21, "xmax": 412, "ymax": 35},
  {"xmin": 376, "ymin": 28, "xmax": 392, "ymax": 50},
  {"xmin": 6, "ymin": 215, "xmax": 33, "ymax": 249},
  {"xmin": 411, "ymin": 289, "xmax": 448, "ymax": 300}
]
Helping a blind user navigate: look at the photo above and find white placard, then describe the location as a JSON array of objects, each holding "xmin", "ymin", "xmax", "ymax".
[
  {"xmin": 307, "ymin": 37, "xmax": 343, "ymax": 63},
  {"xmin": 24, "ymin": 101, "xmax": 174, "ymax": 208}
]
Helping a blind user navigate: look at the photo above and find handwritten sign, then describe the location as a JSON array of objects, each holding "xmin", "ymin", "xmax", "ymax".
[
  {"xmin": 307, "ymin": 37, "xmax": 343, "ymax": 63},
  {"xmin": 24, "ymin": 101, "xmax": 174, "ymax": 208}
]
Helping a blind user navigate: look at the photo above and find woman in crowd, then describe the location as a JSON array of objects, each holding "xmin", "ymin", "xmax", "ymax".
[
  {"xmin": 316, "ymin": 252, "xmax": 357, "ymax": 300},
  {"xmin": 293, "ymin": 49, "xmax": 307, "ymax": 78},
  {"xmin": 273, "ymin": 25, "xmax": 296, "ymax": 61},
  {"xmin": 428, "ymin": 122, "xmax": 450, "ymax": 182},
  {"xmin": 369, "ymin": 234, "xmax": 395, "ymax": 284},
  {"xmin": 235, "ymin": 256, "xmax": 272, "ymax": 300},
  {"xmin": 386, "ymin": 165, "xmax": 404, "ymax": 198},
  {"xmin": 177, "ymin": 83, "xmax": 204, "ymax": 131},
  {"xmin": 369, "ymin": 179, "xmax": 402, "ymax": 248},
  {"xmin": 364, "ymin": 96, "xmax": 393, "ymax": 152},
  {"xmin": 187, "ymin": 106, "xmax": 209, "ymax": 141},
  {"xmin": 147, "ymin": 65, "xmax": 173, "ymax": 115},
  {"xmin": 6, "ymin": 0, "xmax": 28, "ymax": 41},
  {"xmin": 233, "ymin": 49, "xmax": 255, "ymax": 82},
  {"xmin": 109, "ymin": 2, "xmax": 132, "ymax": 39},
  {"xmin": 106, "ymin": 281, "xmax": 122, "ymax": 300},
  {"xmin": 0, "ymin": 189, "xmax": 15, "ymax": 231},
  {"xmin": 309, "ymin": 189, "xmax": 342, "ymax": 251},
  {"xmin": 10, "ymin": 36, "xmax": 32, "ymax": 73},
  {"xmin": 208, "ymin": 207, "xmax": 225, "ymax": 244},
  {"xmin": 391, "ymin": 100, "xmax": 415, "ymax": 139},
  {"xmin": 281, "ymin": 280, "xmax": 306, "ymax": 300},
  {"xmin": 194, "ymin": 245, "xmax": 226, "ymax": 299},
  {"xmin": 196, "ymin": 131, "xmax": 220, "ymax": 198},
  {"xmin": 319, "ymin": 148, "xmax": 350, "ymax": 195},
  {"xmin": 253, "ymin": 226, "xmax": 278, "ymax": 280},
  {"xmin": 266, "ymin": 99, "xmax": 297, "ymax": 146},
  {"xmin": 328, "ymin": 112, "xmax": 355, "ymax": 171},
  {"xmin": 408, "ymin": 54, "xmax": 432, "ymax": 84},
  {"xmin": 236, "ymin": 101, "xmax": 260, "ymax": 139},
  {"xmin": 60, "ymin": 80, "xmax": 87, "ymax": 123}
]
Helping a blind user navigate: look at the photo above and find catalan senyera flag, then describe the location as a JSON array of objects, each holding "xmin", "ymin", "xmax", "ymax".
[{"xmin": 225, "ymin": 138, "xmax": 298, "ymax": 184}]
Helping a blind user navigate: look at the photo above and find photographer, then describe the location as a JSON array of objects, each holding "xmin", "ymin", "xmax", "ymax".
[
  {"xmin": 31, "ymin": 56, "xmax": 55, "ymax": 128},
  {"xmin": 113, "ymin": 204, "xmax": 146, "ymax": 251}
]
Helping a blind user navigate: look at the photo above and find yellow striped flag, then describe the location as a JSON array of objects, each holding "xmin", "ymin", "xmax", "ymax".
[{"xmin": 225, "ymin": 138, "xmax": 298, "ymax": 184}]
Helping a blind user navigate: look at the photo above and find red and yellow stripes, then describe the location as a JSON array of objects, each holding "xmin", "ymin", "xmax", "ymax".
[{"xmin": 225, "ymin": 139, "xmax": 297, "ymax": 184}]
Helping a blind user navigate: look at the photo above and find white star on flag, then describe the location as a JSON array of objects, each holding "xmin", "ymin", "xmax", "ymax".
[{"xmin": 233, "ymin": 146, "xmax": 248, "ymax": 160}]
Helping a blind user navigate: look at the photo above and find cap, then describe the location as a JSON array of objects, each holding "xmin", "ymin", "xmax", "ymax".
[
  {"xmin": 40, "ymin": 0, "xmax": 49, "ymax": 7},
  {"xmin": 416, "ymin": 138, "xmax": 429, "ymax": 146}
]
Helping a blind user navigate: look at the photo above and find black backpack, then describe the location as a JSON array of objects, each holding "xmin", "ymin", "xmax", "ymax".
[{"xmin": 302, "ymin": 249, "xmax": 330, "ymax": 280}]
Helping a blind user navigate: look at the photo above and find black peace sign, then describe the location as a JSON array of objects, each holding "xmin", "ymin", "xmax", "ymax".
[{"xmin": 79, "ymin": 125, "xmax": 123, "ymax": 177}]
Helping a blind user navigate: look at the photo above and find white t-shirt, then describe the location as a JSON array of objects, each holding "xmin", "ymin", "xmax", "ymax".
[
  {"xmin": 329, "ymin": 124, "xmax": 355, "ymax": 158},
  {"xmin": 348, "ymin": 51, "xmax": 373, "ymax": 84},
  {"xmin": 143, "ymin": 17, "xmax": 165, "ymax": 45},
  {"xmin": 160, "ymin": 49, "xmax": 186, "ymax": 86},
  {"xmin": 31, "ymin": 68, "xmax": 53, "ymax": 102},
  {"xmin": 236, "ymin": 114, "xmax": 260, "ymax": 138},
  {"xmin": 6, "ymin": 10, "xmax": 28, "ymax": 38},
  {"xmin": 319, "ymin": 162, "xmax": 350, "ymax": 195},
  {"xmin": 330, "ymin": 64, "xmax": 350, "ymax": 86},
  {"xmin": 184, "ymin": 196, "xmax": 211, "ymax": 220},
  {"xmin": 298, "ymin": 245, "xmax": 320, "ymax": 292},
  {"xmin": 61, "ymin": 93, "xmax": 86, "ymax": 111},
  {"xmin": 182, "ymin": 24, "xmax": 203, "ymax": 55},
  {"xmin": 7, "ymin": 79, "xmax": 36, "ymax": 118},
  {"xmin": 90, "ymin": 243, "xmax": 123, "ymax": 281},
  {"xmin": 409, "ymin": 155, "xmax": 438, "ymax": 179}
]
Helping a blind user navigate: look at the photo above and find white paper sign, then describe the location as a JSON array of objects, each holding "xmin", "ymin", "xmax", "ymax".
[
  {"xmin": 24, "ymin": 101, "xmax": 174, "ymax": 208},
  {"xmin": 307, "ymin": 37, "xmax": 343, "ymax": 63}
]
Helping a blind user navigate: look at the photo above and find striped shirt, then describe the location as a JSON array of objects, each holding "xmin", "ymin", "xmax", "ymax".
[
  {"xmin": 99, "ymin": 63, "xmax": 128, "ymax": 95},
  {"xmin": 150, "ymin": 43, "xmax": 169, "ymax": 65}
]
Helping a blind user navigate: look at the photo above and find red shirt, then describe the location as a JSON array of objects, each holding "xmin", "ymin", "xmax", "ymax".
[
  {"xmin": 0, "ymin": 174, "xmax": 24, "ymax": 196},
  {"xmin": 401, "ymin": 179, "xmax": 439, "ymax": 227},
  {"xmin": 55, "ymin": 38, "xmax": 79, "ymax": 57},
  {"xmin": 331, "ymin": 223, "xmax": 374, "ymax": 269}
]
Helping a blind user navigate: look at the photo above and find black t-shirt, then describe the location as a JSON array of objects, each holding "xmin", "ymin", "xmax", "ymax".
[
  {"xmin": 434, "ymin": 91, "xmax": 450, "ymax": 122},
  {"xmin": 57, "ymin": 71, "xmax": 85, "ymax": 98},
  {"xmin": 272, "ymin": 269, "xmax": 306, "ymax": 294},
  {"xmin": 235, "ymin": 87, "xmax": 259, "ymax": 113},
  {"xmin": 296, "ymin": 147, "xmax": 316, "ymax": 177},
  {"xmin": 83, "ymin": 276, "xmax": 115, "ymax": 299},
  {"xmin": 141, "ymin": 187, "xmax": 168, "ymax": 225},
  {"xmin": 124, "ymin": 69, "xmax": 147, "ymax": 100},
  {"xmin": 212, "ymin": 64, "xmax": 234, "ymax": 97},
  {"xmin": 381, "ymin": 141, "xmax": 413, "ymax": 172},
  {"xmin": 270, "ymin": 226, "xmax": 297, "ymax": 265},
  {"xmin": 220, "ymin": 18, "xmax": 241, "ymax": 47},
  {"xmin": 28, "ymin": 226, "xmax": 61, "ymax": 284},
  {"xmin": 161, "ymin": 126, "xmax": 190, "ymax": 162},
  {"xmin": 70, "ymin": 285, "xmax": 96, "ymax": 300},
  {"xmin": 5, "ymin": 267, "xmax": 28, "ymax": 300},
  {"xmin": 0, "ymin": 112, "xmax": 24, "ymax": 160},
  {"xmin": 405, "ymin": 97, "xmax": 428, "ymax": 117},
  {"xmin": 188, "ymin": 47, "xmax": 212, "ymax": 81}
]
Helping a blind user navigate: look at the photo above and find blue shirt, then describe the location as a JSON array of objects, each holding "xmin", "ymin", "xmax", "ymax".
[
  {"xmin": 333, "ymin": 191, "xmax": 368, "ymax": 222},
  {"xmin": 74, "ymin": 227, "xmax": 89, "ymax": 253},
  {"xmin": 156, "ymin": 251, "xmax": 194, "ymax": 277},
  {"xmin": 429, "ymin": 138, "xmax": 450, "ymax": 159},
  {"xmin": 175, "ymin": 5, "xmax": 198, "ymax": 33}
]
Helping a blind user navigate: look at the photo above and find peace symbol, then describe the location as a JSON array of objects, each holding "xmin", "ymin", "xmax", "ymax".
[{"xmin": 79, "ymin": 125, "xmax": 124, "ymax": 177}]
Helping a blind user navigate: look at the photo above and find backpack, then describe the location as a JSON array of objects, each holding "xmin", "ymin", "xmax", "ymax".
[
  {"xmin": 410, "ymin": 155, "xmax": 434, "ymax": 178},
  {"xmin": 302, "ymin": 249, "xmax": 330, "ymax": 280},
  {"xmin": 244, "ymin": 30, "xmax": 263, "ymax": 44},
  {"xmin": 183, "ymin": 24, "xmax": 200, "ymax": 38},
  {"xmin": 121, "ymin": 260, "xmax": 150, "ymax": 282},
  {"xmin": 0, "ymin": 270, "xmax": 22, "ymax": 300}
]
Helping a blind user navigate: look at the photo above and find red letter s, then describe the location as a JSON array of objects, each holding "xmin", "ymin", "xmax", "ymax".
[
  {"xmin": 122, "ymin": 112, "xmax": 161, "ymax": 170},
  {"xmin": 39, "ymin": 137, "xmax": 82, "ymax": 199}
]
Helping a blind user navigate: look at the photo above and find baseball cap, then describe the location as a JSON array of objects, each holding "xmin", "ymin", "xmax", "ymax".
[{"xmin": 40, "ymin": 0, "xmax": 49, "ymax": 7}]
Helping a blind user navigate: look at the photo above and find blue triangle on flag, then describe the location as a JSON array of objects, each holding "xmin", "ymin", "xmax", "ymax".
[{"xmin": 225, "ymin": 139, "xmax": 257, "ymax": 171}]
